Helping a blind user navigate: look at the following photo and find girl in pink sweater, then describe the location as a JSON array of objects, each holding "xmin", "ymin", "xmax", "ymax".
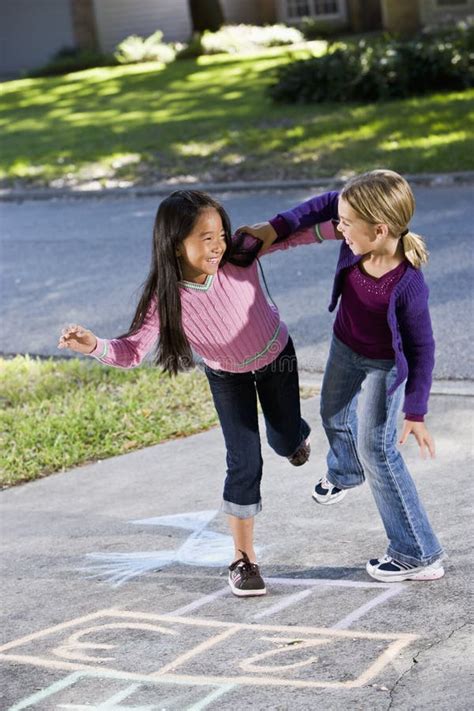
[{"xmin": 58, "ymin": 190, "xmax": 336, "ymax": 597}]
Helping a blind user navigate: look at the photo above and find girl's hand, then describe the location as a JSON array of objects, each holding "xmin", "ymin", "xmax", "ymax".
[
  {"xmin": 399, "ymin": 420, "xmax": 435, "ymax": 459},
  {"xmin": 236, "ymin": 222, "xmax": 277, "ymax": 254},
  {"xmin": 58, "ymin": 324, "xmax": 97, "ymax": 355}
]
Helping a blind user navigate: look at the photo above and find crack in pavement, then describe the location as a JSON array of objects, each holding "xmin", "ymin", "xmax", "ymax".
[{"xmin": 386, "ymin": 621, "xmax": 469, "ymax": 710}]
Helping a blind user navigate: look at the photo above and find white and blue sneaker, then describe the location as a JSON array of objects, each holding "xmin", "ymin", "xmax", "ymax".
[
  {"xmin": 312, "ymin": 476, "xmax": 347, "ymax": 505},
  {"xmin": 366, "ymin": 555, "xmax": 445, "ymax": 582}
]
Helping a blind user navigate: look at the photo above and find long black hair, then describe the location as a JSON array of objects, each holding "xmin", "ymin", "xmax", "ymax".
[{"xmin": 122, "ymin": 190, "xmax": 236, "ymax": 376}]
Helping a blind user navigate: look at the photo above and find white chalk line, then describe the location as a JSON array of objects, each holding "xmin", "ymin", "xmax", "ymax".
[{"xmin": 6, "ymin": 669, "xmax": 235, "ymax": 711}]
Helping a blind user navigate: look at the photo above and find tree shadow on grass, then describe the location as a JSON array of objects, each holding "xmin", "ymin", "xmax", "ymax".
[{"xmin": 1, "ymin": 55, "xmax": 472, "ymax": 183}]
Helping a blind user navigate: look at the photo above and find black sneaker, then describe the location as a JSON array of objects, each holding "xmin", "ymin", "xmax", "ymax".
[
  {"xmin": 288, "ymin": 436, "xmax": 311, "ymax": 466},
  {"xmin": 366, "ymin": 555, "xmax": 445, "ymax": 582},
  {"xmin": 228, "ymin": 550, "xmax": 266, "ymax": 597},
  {"xmin": 312, "ymin": 476, "xmax": 347, "ymax": 505}
]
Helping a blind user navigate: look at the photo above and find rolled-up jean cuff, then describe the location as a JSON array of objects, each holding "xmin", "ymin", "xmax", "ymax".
[{"xmin": 220, "ymin": 500, "xmax": 262, "ymax": 518}]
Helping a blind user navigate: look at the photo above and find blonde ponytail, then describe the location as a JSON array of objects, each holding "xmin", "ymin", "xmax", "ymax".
[{"xmin": 402, "ymin": 230, "xmax": 429, "ymax": 268}]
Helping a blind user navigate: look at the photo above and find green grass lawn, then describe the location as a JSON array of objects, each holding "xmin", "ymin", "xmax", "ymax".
[
  {"xmin": 1, "ymin": 44, "xmax": 472, "ymax": 187},
  {"xmin": 0, "ymin": 356, "xmax": 317, "ymax": 488},
  {"xmin": 0, "ymin": 356, "xmax": 217, "ymax": 488}
]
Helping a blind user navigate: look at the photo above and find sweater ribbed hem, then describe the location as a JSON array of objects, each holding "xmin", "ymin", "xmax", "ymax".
[{"xmin": 203, "ymin": 323, "xmax": 289, "ymax": 373}]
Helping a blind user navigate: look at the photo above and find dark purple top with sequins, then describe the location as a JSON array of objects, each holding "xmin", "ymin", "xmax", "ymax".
[{"xmin": 334, "ymin": 261, "xmax": 408, "ymax": 360}]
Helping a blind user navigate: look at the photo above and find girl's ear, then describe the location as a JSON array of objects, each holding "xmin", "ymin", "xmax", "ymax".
[
  {"xmin": 175, "ymin": 247, "xmax": 181, "ymax": 257},
  {"xmin": 375, "ymin": 223, "xmax": 389, "ymax": 239}
]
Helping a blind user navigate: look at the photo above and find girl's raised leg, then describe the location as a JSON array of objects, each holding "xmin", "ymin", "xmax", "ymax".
[{"xmin": 256, "ymin": 337, "xmax": 310, "ymax": 458}]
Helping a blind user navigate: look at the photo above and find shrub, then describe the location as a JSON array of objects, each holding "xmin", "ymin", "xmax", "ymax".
[
  {"xmin": 29, "ymin": 47, "xmax": 116, "ymax": 77},
  {"xmin": 114, "ymin": 30, "xmax": 176, "ymax": 64},
  {"xmin": 176, "ymin": 33, "xmax": 204, "ymax": 59},
  {"xmin": 300, "ymin": 16, "xmax": 347, "ymax": 40},
  {"xmin": 201, "ymin": 23, "xmax": 304, "ymax": 55},
  {"xmin": 270, "ymin": 23, "xmax": 473, "ymax": 103}
]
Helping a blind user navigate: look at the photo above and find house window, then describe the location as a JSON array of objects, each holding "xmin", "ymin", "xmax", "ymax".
[
  {"xmin": 283, "ymin": 0, "xmax": 346, "ymax": 21},
  {"xmin": 286, "ymin": 1, "xmax": 311, "ymax": 19}
]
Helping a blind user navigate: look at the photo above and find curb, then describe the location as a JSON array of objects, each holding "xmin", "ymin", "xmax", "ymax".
[
  {"xmin": 299, "ymin": 374, "xmax": 474, "ymax": 397},
  {"xmin": 1, "ymin": 351, "xmax": 472, "ymax": 396},
  {"xmin": 1, "ymin": 171, "xmax": 474, "ymax": 203}
]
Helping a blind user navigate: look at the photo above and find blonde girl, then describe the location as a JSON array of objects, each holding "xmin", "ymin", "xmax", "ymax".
[{"xmin": 242, "ymin": 170, "xmax": 444, "ymax": 582}]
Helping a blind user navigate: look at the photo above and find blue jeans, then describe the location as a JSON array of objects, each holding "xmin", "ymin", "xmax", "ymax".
[
  {"xmin": 205, "ymin": 337, "xmax": 310, "ymax": 519},
  {"xmin": 320, "ymin": 336, "xmax": 443, "ymax": 567}
]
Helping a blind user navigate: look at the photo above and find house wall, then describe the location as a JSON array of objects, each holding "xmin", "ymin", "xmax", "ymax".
[
  {"xmin": 259, "ymin": 0, "xmax": 279, "ymax": 23},
  {"xmin": 346, "ymin": 0, "xmax": 382, "ymax": 31},
  {"xmin": 92, "ymin": 0, "xmax": 193, "ymax": 52},
  {"xmin": 380, "ymin": 0, "xmax": 421, "ymax": 33},
  {"xmin": 419, "ymin": 0, "xmax": 474, "ymax": 26},
  {"xmin": 220, "ymin": 0, "xmax": 279, "ymax": 25},
  {"xmin": 220, "ymin": 0, "xmax": 262, "ymax": 24},
  {"xmin": 0, "ymin": 0, "xmax": 74, "ymax": 76}
]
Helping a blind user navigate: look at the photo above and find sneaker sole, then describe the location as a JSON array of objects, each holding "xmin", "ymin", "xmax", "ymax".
[
  {"xmin": 366, "ymin": 561, "xmax": 445, "ymax": 583},
  {"xmin": 312, "ymin": 489, "xmax": 347, "ymax": 506},
  {"xmin": 228, "ymin": 579, "xmax": 267, "ymax": 597}
]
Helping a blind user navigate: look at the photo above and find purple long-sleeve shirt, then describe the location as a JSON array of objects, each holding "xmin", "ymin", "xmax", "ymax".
[{"xmin": 269, "ymin": 191, "xmax": 435, "ymax": 419}]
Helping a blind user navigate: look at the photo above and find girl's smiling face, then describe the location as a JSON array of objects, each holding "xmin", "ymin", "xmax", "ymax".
[
  {"xmin": 176, "ymin": 207, "xmax": 227, "ymax": 283},
  {"xmin": 337, "ymin": 198, "xmax": 380, "ymax": 255}
]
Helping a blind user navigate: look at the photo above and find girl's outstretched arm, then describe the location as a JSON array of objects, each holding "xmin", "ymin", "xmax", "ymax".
[
  {"xmin": 235, "ymin": 219, "xmax": 339, "ymax": 258},
  {"xmin": 270, "ymin": 190, "xmax": 340, "ymax": 238},
  {"xmin": 235, "ymin": 190, "xmax": 341, "ymax": 255},
  {"xmin": 58, "ymin": 325, "xmax": 97, "ymax": 354},
  {"xmin": 58, "ymin": 300, "xmax": 160, "ymax": 368}
]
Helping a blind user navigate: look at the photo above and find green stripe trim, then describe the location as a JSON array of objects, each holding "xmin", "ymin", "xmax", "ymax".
[
  {"xmin": 96, "ymin": 341, "xmax": 109, "ymax": 360},
  {"xmin": 314, "ymin": 224, "xmax": 325, "ymax": 243},
  {"xmin": 238, "ymin": 324, "xmax": 281, "ymax": 367},
  {"xmin": 179, "ymin": 274, "xmax": 215, "ymax": 291}
]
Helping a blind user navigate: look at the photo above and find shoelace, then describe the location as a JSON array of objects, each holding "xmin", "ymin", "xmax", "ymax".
[{"xmin": 229, "ymin": 550, "xmax": 258, "ymax": 577}]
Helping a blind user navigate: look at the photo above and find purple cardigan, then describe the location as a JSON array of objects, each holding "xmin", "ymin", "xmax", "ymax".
[{"xmin": 270, "ymin": 191, "xmax": 435, "ymax": 418}]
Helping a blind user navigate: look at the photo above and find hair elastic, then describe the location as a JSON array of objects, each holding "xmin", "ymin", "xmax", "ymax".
[{"xmin": 400, "ymin": 228, "xmax": 409, "ymax": 237}]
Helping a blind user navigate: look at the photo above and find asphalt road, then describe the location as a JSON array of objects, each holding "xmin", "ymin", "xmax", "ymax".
[{"xmin": 1, "ymin": 185, "xmax": 473, "ymax": 378}]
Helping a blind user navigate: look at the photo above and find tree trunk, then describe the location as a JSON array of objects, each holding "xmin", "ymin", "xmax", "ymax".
[
  {"xmin": 188, "ymin": 0, "xmax": 224, "ymax": 33},
  {"xmin": 70, "ymin": 0, "xmax": 100, "ymax": 51}
]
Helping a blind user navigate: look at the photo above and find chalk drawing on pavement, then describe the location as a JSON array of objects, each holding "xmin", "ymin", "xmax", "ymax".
[
  {"xmin": 80, "ymin": 510, "xmax": 261, "ymax": 586},
  {"xmin": 1, "ymin": 578, "xmax": 415, "ymax": 708},
  {"xmin": 6, "ymin": 670, "xmax": 234, "ymax": 711}
]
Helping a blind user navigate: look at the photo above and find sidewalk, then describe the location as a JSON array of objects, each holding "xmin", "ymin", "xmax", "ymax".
[{"xmin": 1, "ymin": 388, "xmax": 472, "ymax": 710}]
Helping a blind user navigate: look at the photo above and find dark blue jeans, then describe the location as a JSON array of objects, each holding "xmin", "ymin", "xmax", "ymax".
[{"xmin": 205, "ymin": 337, "xmax": 310, "ymax": 519}]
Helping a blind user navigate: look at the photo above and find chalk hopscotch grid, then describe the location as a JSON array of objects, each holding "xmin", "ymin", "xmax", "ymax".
[{"xmin": 2, "ymin": 577, "xmax": 413, "ymax": 709}]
